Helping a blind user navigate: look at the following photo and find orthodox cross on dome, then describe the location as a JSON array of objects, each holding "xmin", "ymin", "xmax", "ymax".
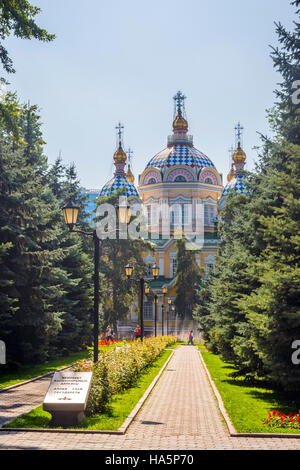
[
  {"xmin": 127, "ymin": 147, "xmax": 133, "ymax": 164},
  {"xmin": 173, "ymin": 90, "xmax": 186, "ymax": 115},
  {"xmin": 235, "ymin": 122, "xmax": 244, "ymax": 147},
  {"xmin": 115, "ymin": 122, "xmax": 124, "ymax": 144}
]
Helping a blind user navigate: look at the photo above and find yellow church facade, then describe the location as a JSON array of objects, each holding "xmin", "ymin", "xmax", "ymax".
[
  {"xmin": 118, "ymin": 92, "xmax": 224, "ymax": 337},
  {"xmin": 99, "ymin": 92, "xmax": 248, "ymax": 338}
]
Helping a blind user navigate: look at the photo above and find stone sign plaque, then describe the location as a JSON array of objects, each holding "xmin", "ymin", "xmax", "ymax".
[{"xmin": 43, "ymin": 371, "xmax": 93, "ymax": 427}]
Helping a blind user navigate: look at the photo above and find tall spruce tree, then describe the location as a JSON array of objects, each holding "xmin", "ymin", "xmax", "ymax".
[
  {"xmin": 48, "ymin": 160, "xmax": 94, "ymax": 354},
  {"xmin": 95, "ymin": 191, "xmax": 151, "ymax": 334},
  {"xmin": 0, "ymin": 98, "xmax": 95, "ymax": 366},
  {"xmin": 193, "ymin": 0, "xmax": 300, "ymax": 389},
  {"xmin": 174, "ymin": 239, "xmax": 200, "ymax": 320},
  {"xmin": 0, "ymin": 104, "xmax": 64, "ymax": 365}
]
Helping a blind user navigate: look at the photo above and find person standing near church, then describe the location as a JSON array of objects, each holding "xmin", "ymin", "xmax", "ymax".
[
  {"xmin": 106, "ymin": 325, "xmax": 113, "ymax": 341},
  {"xmin": 188, "ymin": 330, "xmax": 194, "ymax": 345}
]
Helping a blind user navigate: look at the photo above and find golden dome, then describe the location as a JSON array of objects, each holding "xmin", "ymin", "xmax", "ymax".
[
  {"xmin": 173, "ymin": 109, "xmax": 188, "ymax": 132},
  {"xmin": 227, "ymin": 163, "xmax": 235, "ymax": 182},
  {"xmin": 233, "ymin": 142, "xmax": 246, "ymax": 163},
  {"xmin": 113, "ymin": 141, "xmax": 127, "ymax": 163},
  {"xmin": 126, "ymin": 164, "xmax": 134, "ymax": 183}
]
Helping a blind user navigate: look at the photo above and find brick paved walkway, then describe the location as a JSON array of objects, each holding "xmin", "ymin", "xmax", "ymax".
[
  {"xmin": 0, "ymin": 377, "xmax": 51, "ymax": 428},
  {"xmin": 1, "ymin": 346, "xmax": 300, "ymax": 449}
]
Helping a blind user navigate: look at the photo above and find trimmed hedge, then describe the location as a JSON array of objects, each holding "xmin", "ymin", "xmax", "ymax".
[{"xmin": 73, "ymin": 335, "xmax": 176, "ymax": 416}]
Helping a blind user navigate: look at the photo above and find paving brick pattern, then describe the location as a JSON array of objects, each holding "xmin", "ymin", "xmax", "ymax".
[
  {"xmin": 0, "ymin": 377, "xmax": 51, "ymax": 428},
  {"xmin": 1, "ymin": 346, "xmax": 300, "ymax": 450}
]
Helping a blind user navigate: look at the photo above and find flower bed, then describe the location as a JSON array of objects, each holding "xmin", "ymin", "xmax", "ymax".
[
  {"xmin": 265, "ymin": 410, "xmax": 300, "ymax": 429},
  {"xmin": 73, "ymin": 336, "xmax": 176, "ymax": 416}
]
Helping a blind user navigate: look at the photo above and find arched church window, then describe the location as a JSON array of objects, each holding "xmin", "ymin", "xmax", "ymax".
[
  {"xmin": 204, "ymin": 177, "xmax": 213, "ymax": 184},
  {"xmin": 174, "ymin": 175, "xmax": 186, "ymax": 182},
  {"xmin": 171, "ymin": 258, "xmax": 178, "ymax": 277},
  {"xmin": 148, "ymin": 178, "xmax": 157, "ymax": 184}
]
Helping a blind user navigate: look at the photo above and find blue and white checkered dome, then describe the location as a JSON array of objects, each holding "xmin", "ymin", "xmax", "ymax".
[
  {"xmin": 222, "ymin": 173, "xmax": 248, "ymax": 197},
  {"xmin": 100, "ymin": 174, "xmax": 139, "ymax": 198},
  {"xmin": 145, "ymin": 144, "xmax": 216, "ymax": 180},
  {"xmin": 218, "ymin": 173, "xmax": 249, "ymax": 210}
]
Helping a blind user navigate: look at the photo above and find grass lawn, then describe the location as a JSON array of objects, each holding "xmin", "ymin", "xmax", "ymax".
[
  {"xmin": 201, "ymin": 350, "xmax": 300, "ymax": 434},
  {"xmin": 4, "ymin": 349, "xmax": 172, "ymax": 431},
  {"xmin": 0, "ymin": 350, "xmax": 90, "ymax": 390}
]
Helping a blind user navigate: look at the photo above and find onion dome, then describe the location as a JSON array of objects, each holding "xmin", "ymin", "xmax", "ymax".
[
  {"xmin": 222, "ymin": 173, "xmax": 247, "ymax": 197},
  {"xmin": 126, "ymin": 164, "xmax": 135, "ymax": 183},
  {"xmin": 139, "ymin": 92, "xmax": 221, "ymax": 186},
  {"xmin": 233, "ymin": 142, "xmax": 246, "ymax": 163},
  {"xmin": 100, "ymin": 125, "xmax": 139, "ymax": 198},
  {"xmin": 218, "ymin": 140, "xmax": 248, "ymax": 210},
  {"xmin": 114, "ymin": 141, "xmax": 127, "ymax": 163},
  {"xmin": 100, "ymin": 174, "xmax": 138, "ymax": 197}
]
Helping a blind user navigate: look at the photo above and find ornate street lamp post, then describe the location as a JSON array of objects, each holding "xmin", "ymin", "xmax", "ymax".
[
  {"xmin": 167, "ymin": 298, "xmax": 172, "ymax": 336},
  {"xmin": 125, "ymin": 264, "xmax": 159, "ymax": 341},
  {"xmin": 62, "ymin": 199, "xmax": 131, "ymax": 363},
  {"xmin": 170, "ymin": 304, "xmax": 175, "ymax": 336},
  {"xmin": 161, "ymin": 287, "xmax": 167, "ymax": 336}
]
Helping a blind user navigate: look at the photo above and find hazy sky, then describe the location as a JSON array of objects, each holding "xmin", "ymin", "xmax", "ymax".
[{"xmin": 4, "ymin": 0, "xmax": 296, "ymax": 189}]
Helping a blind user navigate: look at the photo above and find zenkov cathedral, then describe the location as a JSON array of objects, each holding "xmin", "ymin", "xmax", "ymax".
[{"xmin": 84, "ymin": 92, "xmax": 248, "ymax": 337}]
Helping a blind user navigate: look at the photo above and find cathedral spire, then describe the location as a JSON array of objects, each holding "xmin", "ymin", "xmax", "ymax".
[
  {"xmin": 113, "ymin": 122, "xmax": 127, "ymax": 175},
  {"xmin": 232, "ymin": 123, "xmax": 246, "ymax": 173},
  {"xmin": 126, "ymin": 147, "xmax": 135, "ymax": 183},
  {"xmin": 172, "ymin": 90, "xmax": 188, "ymax": 134}
]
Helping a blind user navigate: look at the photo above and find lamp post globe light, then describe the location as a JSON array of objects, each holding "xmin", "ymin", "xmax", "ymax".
[
  {"xmin": 118, "ymin": 200, "xmax": 132, "ymax": 225},
  {"xmin": 62, "ymin": 199, "xmax": 131, "ymax": 363},
  {"xmin": 125, "ymin": 264, "xmax": 159, "ymax": 341},
  {"xmin": 62, "ymin": 200, "xmax": 80, "ymax": 230}
]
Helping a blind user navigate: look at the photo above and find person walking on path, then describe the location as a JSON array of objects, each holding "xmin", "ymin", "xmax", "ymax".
[
  {"xmin": 106, "ymin": 325, "xmax": 113, "ymax": 341},
  {"xmin": 134, "ymin": 325, "xmax": 141, "ymax": 340},
  {"xmin": 188, "ymin": 330, "xmax": 194, "ymax": 345}
]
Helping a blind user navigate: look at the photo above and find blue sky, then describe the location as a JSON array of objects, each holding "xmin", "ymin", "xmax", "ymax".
[{"xmin": 4, "ymin": 0, "xmax": 296, "ymax": 189}]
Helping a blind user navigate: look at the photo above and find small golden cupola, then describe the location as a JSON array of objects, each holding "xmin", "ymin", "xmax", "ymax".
[
  {"xmin": 233, "ymin": 141, "xmax": 246, "ymax": 163},
  {"xmin": 173, "ymin": 108, "xmax": 188, "ymax": 133},
  {"xmin": 126, "ymin": 164, "xmax": 134, "ymax": 183},
  {"xmin": 227, "ymin": 163, "xmax": 235, "ymax": 182},
  {"xmin": 113, "ymin": 141, "xmax": 127, "ymax": 164},
  {"xmin": 232, "ymin": 141, "xmax": 246, "ymax": 172}
]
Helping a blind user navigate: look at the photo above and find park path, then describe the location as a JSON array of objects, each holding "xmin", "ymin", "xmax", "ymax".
[
  {"xmin": 0, "ymin": 376, "xmax": 53, "ymax": 428},
  {"xmin": 1, "ymin": 346, "xmax": 300, "ymax": 449}
]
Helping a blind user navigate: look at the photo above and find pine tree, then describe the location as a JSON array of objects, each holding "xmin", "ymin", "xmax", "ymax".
[
  {"xmin": 174, "ymin": 239, "xmax": 200, "ymax": 320},
  {"xmin": 48, "ymin": 160, "xmax": 94, "ymax": 354},
  {"xmin": 0, "ymin": 119, "xmax": 63, "ymax": 364},
  {"xmin": 95, "ymin": 191, "xmax": 151, "ymax": 334},
  {"xmin": 194, "ymin": 0, "xmax": 300, "ymax": 389}
]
